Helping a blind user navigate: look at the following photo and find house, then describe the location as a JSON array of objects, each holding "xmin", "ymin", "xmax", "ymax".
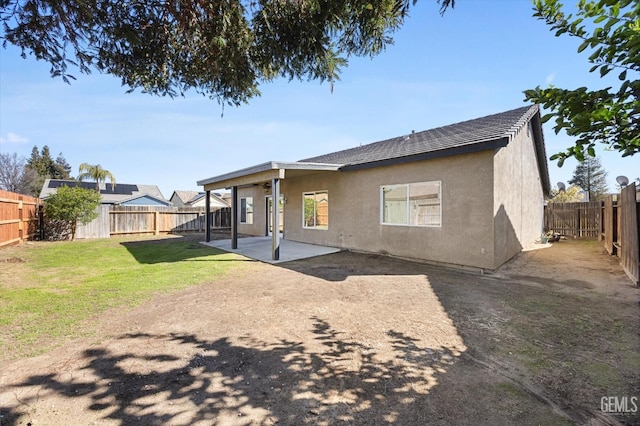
[
  {"xmin": 169, "ymin": 190, "xmax": 200, "ymax": 206},
  {"xmin": 40, "ymin": 179, "xmax": 170, "ymax": 206},
  {"xmin": 197, "ymin": 105, "xmax": 551, "ymax": 271},
  {"xmin": 169, "ymin": 190, "xmax": 230, "ymax": 209}
]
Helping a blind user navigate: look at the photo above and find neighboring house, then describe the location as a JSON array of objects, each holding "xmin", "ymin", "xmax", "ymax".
[
  {"xmin": 169, "ymin": 190, "xmax": 200, "ymax": 207},
  {"xmin": 169, "ymin": 190, "xmax": 230, "ymax": 208},
  {"xmin": 40, "ymin": 179, "xmax": 170, "ymax": 206},
  {"xmin": 197, "ymin": 105, "xmax": 551, "ymax": 271}
]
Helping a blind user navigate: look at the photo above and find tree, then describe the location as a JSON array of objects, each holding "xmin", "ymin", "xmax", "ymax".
[
  {"xmin": 26, "ymin": 145, "xmax": 51, "ymax": 179},
  {"xmin": 1, "ymin": 0, "xmax": 454, "ymax": 105},
  {"xmin": 568, "ymin": 156, "xmax": 609, "ymax": 201},
  {"xmin": 0, "ymin": 152, "xmax": 39, "ymax": 195},
  {"xmin": 25, "ymin": 145, "xmax": 73, "ymax": 196},
  {"xmin": 52, "ymin": 153, "xmax": 73, "ymax": 180},
  {"xmin": 548, "ymin": 184, "xmax": 585, "ymax": 203},
  {"xmin": 77, "ymin": 163, "xmax": 116, "ymax": 190},
  {"xmin": 43, "ymin": 185, "xmax": 101, "ymax": 240},
  {"xmin": 524, "ymin": 0, "xmax": 640, "ymax": 166}
]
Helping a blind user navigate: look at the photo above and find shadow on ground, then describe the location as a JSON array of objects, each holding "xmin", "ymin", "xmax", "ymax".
[
  {"xmin": 120, "ymin": 233, "xmax": 257, "ymax": 264},
  {"xmin": 3, "ymin": 318, "xmax": 505, "ymax": 425}
]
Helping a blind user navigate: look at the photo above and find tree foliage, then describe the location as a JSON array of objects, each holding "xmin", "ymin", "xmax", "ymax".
[
  {"xmin": 1, "ymin": 0, "xmax": 454, "ymax": 105},
  {"xmin": 568, "ymin": 156, "xmax": 609, "ymax": 201},
  {"xmin": 548, "ymin": 184, "xmax": 585, "ymax": 202},
  {"xmin": 0, "ymin": 152, "xmax": 38, "ymax": 195},
  {"xmin": 77, "ymin": 163, "xmax": 116, "ymax": 190},
  {"xmin": 524, "ymin": 0, "xmax": 640, "ymax": 165},
  {"xmin": 25, "ymin": 145, "xmax": 73, "ymax": 196},
  {"xmin": 43, "ymin": 185, "xmax": 101, "ymax": 240}
]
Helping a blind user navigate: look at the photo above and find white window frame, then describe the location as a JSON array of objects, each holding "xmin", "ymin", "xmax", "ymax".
[
  {"xmin": 303, "ymin": 190, "xmax": 329, "ymax": 230},
  {"xmin": 380, "ymin": 181, "xmax": 441, "ymax": 227},
  {"xmin": 240, "ymin": 196, "xmax": 253, "ymax": 224}
]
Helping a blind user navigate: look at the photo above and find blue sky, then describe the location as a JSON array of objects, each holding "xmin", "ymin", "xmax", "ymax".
[{"xmin": 1, "ymin": 0, "xmax": 638, "ymax": 198}]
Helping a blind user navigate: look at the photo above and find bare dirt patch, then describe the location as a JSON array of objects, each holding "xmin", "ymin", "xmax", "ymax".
[{"xmin": 1, "ymin": 236, "xmax": 638, "ymax": 425}]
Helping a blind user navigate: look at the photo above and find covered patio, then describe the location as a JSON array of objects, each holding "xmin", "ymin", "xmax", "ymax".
[{"xmin": 197, "ymin": 161, "xmax": 341, "ymax": 261}]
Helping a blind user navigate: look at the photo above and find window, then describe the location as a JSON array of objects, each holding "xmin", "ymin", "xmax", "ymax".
[
  {"xmin": 240, "ymin": 197, "xmax": 253, "ymax": 224},
  {"xmin": 303, "ymin": 191, "xmax": 328, "ymax": 230},
  {"xmin": 381, "ymin": 181, "xmax": 441, "ymax": 226}
]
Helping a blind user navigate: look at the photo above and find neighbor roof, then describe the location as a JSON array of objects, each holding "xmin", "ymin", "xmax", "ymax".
[
  {"xmin": 188, "ymin": 192, "xmax": 230, "ymax": 207},
  {"xmin": 171, "ymin": 190, "xmax": 200, "ymax": 204},
  {"xmin": 40, "ymin": 179, "xmax": 167, "ymax": 204}
]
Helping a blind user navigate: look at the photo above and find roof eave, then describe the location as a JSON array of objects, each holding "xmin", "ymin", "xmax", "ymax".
[
  {"xmin": 530, "ymin": 111, "xmax": 552, "ymax": 197},
  {"xmin": 197, "ymin": 161, "xmax": 342, "ymax": 189}
]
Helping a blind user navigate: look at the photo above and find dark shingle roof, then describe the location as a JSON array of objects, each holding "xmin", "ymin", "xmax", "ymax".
[{"xmin": 301, "ymin": 105, "xmax": 539, "ymax": 168}]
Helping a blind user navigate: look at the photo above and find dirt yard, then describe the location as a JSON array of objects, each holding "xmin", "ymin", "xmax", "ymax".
[{"xmin": 1, "ymin": 236, "xmax": 639, "ymax": 425}]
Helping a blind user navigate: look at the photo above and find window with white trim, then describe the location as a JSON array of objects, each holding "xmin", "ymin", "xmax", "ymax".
[
  {"xmin": 381, "ymin": 181, "xmax": 441, "ymax": 226},
  {"xmin": 240, "ymin": 197, "xmax": 253, "ymax": 224},
  {"xmin": 303, "ymin": 191, "xmax": 328, "ymax": 230}
]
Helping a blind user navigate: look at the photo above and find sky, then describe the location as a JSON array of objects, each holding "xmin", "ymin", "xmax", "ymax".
[{"xmin": 1, "ymin": 0, "xmax": 638, "ymax": 199}]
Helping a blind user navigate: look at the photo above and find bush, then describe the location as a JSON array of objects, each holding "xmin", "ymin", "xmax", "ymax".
[{"xmin": 43, "ymin": 186, "xmax": 101, "ymax": 240}]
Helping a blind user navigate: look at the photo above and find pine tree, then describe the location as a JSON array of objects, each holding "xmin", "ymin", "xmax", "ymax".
[
  {"xmin": 26, "ymin": 146, "xmax": 43, "ymax": 175},
  {"xmin": 568, "ymin": 157, "xmax": 609, "ymax": 201},
  {"xmin": 39, "ymin": 146, "xmax": 55, "ymax": 176},
  {"xmin": 25, "ymin": 145, "xmax": 73, "ymax": 196},
  {"xmin": 52, "ymin": 153, "xmax": 72, "ymax": 179}
]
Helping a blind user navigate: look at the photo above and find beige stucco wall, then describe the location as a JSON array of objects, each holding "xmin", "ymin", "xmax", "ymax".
[
  {"xmin": 236, "ymin": 186, "xmax": 269, "ymax": 236},
  {"xmin": 279, "ymin": 151, "xmax": 498, "ymax": 270},
  {"xmin": 493, "ymin": 122, "xmax": 545, "ymax": 267}
]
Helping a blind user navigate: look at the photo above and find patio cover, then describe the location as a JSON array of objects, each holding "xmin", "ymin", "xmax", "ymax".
[{"xmin": 197, "ymin": 161, "xmax": 341, "ymax": 260}]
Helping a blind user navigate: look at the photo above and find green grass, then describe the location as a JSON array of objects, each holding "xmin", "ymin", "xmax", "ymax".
[{"xmin": 0, "ymin": 236, "xmax": 243, "ymax": 357}]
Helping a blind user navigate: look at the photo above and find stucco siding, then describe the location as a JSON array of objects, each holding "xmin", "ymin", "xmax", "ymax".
[
  {"xmin": 281, "ymin": 151, "xmax": 497, "ymax": 270},
  {"xmin": 493, "ymin": 122, "xmax": 545, "ymax": 267},
  {"xmin": 236, "ymin": 186, "xmax": 268, "ymax": 236}
]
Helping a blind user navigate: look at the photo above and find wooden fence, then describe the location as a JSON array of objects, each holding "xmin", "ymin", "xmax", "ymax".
[
  {"xmin": 76, "ymin": 205, "xmax": 231, "ymax": 238},
  {"xmin": 545, "ymin": 192, "xmax": 639, "ymax": 286},
  {"xmin": 544, "ymin": 201, "xmax": 602, "ymax": 237},
  {"xmin": 0, "ymin": 190, "xmax": 40, "ymax": 248},
  {"xmin": 602, "ymin": 183, "xmax": 639, "ymax": 286}
]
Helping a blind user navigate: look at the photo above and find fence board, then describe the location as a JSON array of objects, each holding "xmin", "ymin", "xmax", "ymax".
[
  {"xmin": 0, "ymin": 190, "xmax": 40, "ymax": 247},
  {"xmin": 619, "ymin": 184, "xmax": 639, "ymax": 286}
]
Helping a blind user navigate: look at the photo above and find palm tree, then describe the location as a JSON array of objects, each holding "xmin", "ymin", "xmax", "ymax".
[{"xmin": 77, "ymin": 163, "xmax": 116, "ymax": 191}]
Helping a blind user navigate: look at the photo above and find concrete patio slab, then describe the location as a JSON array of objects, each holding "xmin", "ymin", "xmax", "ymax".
[{"xmin": 202, "ymin": 237, "xmax": 341, "ymax": 264}]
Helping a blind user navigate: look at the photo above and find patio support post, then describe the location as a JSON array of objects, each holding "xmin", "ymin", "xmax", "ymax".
[
  {"xmin": 231, "ymin": 186, "xmax": 238, "ymax": 249},
  {"xmin": 272, "ymin": 178, "xmax": 280, "ymax": 260},
  {"xmin": 205, "ymin": 189, "xmax": 211, "ymax": 242}
]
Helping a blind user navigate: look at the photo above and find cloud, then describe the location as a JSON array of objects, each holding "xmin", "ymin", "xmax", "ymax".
[
  {"xmin": 545, "ymin": 73, "xmax": 556, "ymax": 84},
  {"xmin": 0, "ymin": 132, "xmax": 30, "ymax": 144}
]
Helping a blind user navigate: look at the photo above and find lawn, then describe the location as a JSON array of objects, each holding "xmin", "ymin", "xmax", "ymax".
[{"xmin": 0, "ymin": 235, "xmax": 241, "ymax": 359}]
